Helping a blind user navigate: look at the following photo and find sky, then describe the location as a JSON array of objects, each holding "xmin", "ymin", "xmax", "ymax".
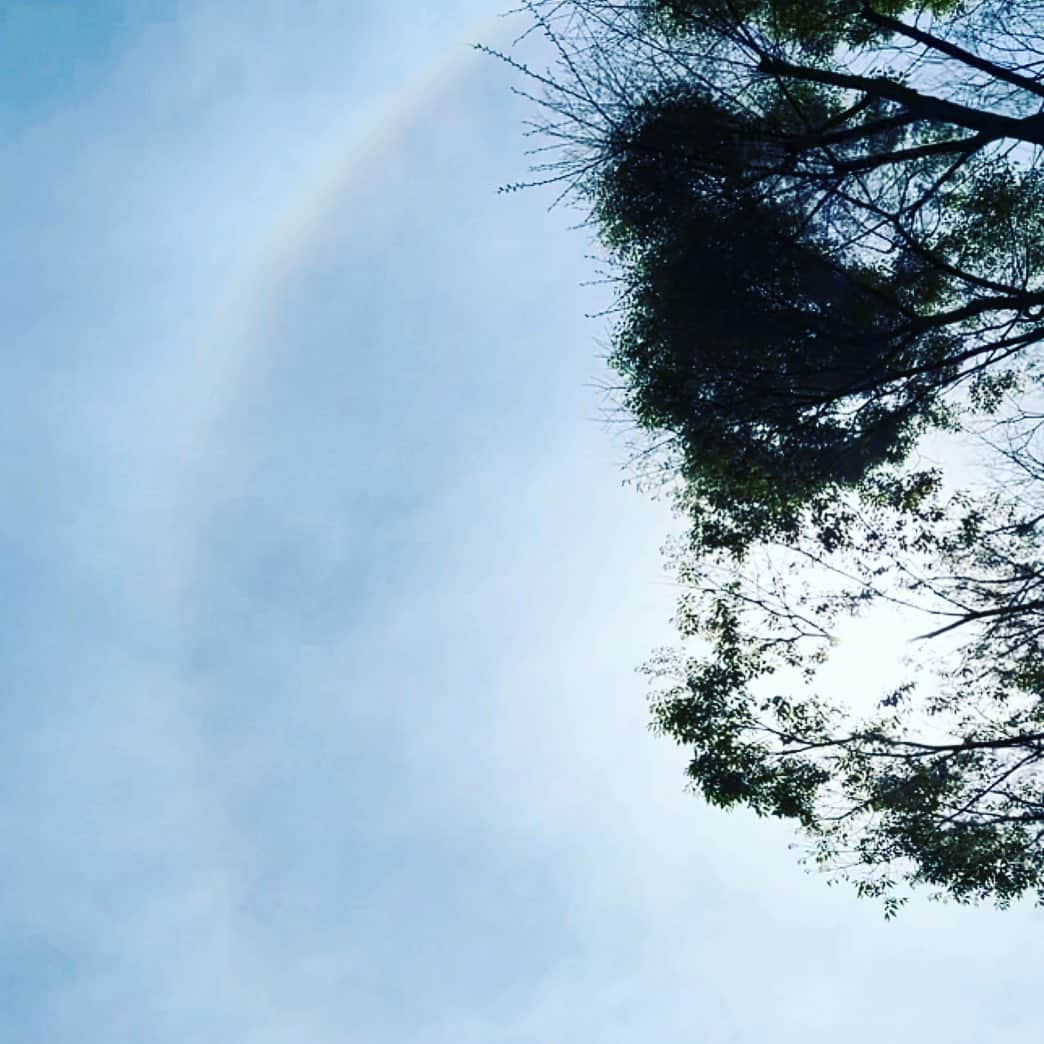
[{"xmin": 3, "ymin": 2, "xmax": 1043, "ymax": 1042}]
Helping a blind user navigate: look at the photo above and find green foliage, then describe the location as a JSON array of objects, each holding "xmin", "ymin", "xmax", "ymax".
[
  {"xmin": 648, "ymin": 457, "xmax": 1044, "ymax": 908},
  {"xmin": 674, "ymin": 0, "xmax": 957, "ymax": 24},
  {"xmin": 597, "ymin": 83, "xmax": 973, "ymax": 549},
  {"xmin": 644, "ymin": 0, "xmax": 961, "ymax": 53},
  {"xmin": 501, "ymin": 0, "xmax": 1044, "ymax": 908}
]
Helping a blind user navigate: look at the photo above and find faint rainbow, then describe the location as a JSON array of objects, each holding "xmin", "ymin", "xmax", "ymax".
[
  {"xmin": 186, "ymin": 15, "xmax": 513, "ymax": 456},
  {"xmin": 168, "ymin": 15, "xmax": 514, "ymax": 602}
]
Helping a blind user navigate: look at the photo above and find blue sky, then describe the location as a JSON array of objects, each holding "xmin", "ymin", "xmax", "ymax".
[{"xmin": 4, "ymin": 3, "xmax": 1043, "ymax": 1041}]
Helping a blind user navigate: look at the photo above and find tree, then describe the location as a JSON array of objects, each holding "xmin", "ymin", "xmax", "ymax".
[{"xmin": 492, "ymin": 0, "xmax": 1044, "ymax": 907}]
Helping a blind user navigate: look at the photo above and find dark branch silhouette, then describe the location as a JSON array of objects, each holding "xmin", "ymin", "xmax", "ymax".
[{"xmin": 494, "ymin": 0, "xmax": 1044, "ymax": 911}]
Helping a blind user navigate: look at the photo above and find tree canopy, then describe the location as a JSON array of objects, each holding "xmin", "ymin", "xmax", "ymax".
[{"xmin": 493, "ymin": 0, "xmax": 1044, "ymax": 910}]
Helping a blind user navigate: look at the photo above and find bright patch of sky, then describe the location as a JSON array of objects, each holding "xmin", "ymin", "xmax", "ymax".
[{"xmin": 3, "ymin": 3, "xmax": 1042, "ymax": 1042}]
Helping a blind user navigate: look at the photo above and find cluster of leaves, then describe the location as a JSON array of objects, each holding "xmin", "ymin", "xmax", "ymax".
[
  {"xmin": 496, "ymin": 0, "xmax": 1044, "ymax": 908},
  {"xmin": 598, "ymin": 82, "xmax": 976, "ymax": 551},
  {"xmin": 655, "ymin": 443, "xmax": 1044, "ymax": 908},
  {"xmin": 642, "ymin": 0, "xmax": 961, "ymax": 51}
]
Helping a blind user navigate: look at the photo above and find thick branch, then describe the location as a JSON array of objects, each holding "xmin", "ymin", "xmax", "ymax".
[
  {"xmin": 759, "ymin": 57, "xmax": 1044, "ymax": 144},
  {"xmin": 908, "ymin": 291, "xmax": 1044, "ymax": 331},
  {"xmin": 789, "ymin": 111, "xmax": 919, "ymax": 150},
  {"xmin": 832, "ymin": 132, "xmax": 990, "ymax": 174},
  {"xmin": 860, "ymin": 4, "xmax": 1044, "ymax": 102},
  {"xmin": 912, "ymin": 598, "xmax": 1044, "ymax": 641}
]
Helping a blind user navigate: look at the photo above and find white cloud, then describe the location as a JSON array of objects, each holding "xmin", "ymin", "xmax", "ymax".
[{"xmin": 5, "ymin": 3, "xmax": 1044, "ymax": 1042}]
